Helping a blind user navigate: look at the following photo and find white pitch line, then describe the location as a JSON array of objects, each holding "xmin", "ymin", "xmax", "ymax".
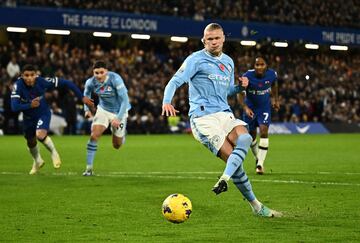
[{"xmin": 1, "ymin": 171, "xmax": 360, "ymax": 187}]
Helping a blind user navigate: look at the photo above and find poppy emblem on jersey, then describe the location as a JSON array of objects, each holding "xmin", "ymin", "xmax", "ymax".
[
  {"xmin": 219, "ymin": 64, "xmax": 225, "ymax": 72},
  {"xmin": 100, "ymin": 86, "xmax": 105, "ymax": 92},
  {"xmin": 258, "ymin": 83, "xmax": 263, "ymax": 87}
]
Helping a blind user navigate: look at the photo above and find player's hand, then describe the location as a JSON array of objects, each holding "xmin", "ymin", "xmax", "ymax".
[
  {"xmin": 82, "ymin": 96, "xmax": 94, "ymax": 108},
  {"xmin": 162, "ymin": 104, "xmax": 179, "ymax": 117},
  {"xmin": 272, "ymin": 100, "xmax": 280, "ymax": 112},
  {"xmin": 239, "ymin": 77, "xmax": 249, "ymax": 88},
  {"xmin": 30, "ymin": 97, "xmax": 41, "ymax": 108},
  {"xmin": 244, "ymin": 106, "xmax": 254, "ymax": 118},
  {"xmin": 111, "ymin": 118, "xmax": 121, "ymax": 129},
  {"xmin": 85, "ymin": 111, "xmax": 93, "ymax": 119}
]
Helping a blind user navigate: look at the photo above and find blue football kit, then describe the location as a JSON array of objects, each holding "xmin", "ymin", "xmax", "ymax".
[
  {"xmin": 243, "ymin": 69, "xmax": 277, "ymax": 130},
  {"xmin": 11, "ymin": 76, "xmax": 83, "ymax": 138}
]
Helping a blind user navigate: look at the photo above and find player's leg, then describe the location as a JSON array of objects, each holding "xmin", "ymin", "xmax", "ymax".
[
  {"xmin": 243, "ymin": 112, "xmax": 259, "ymax": 162},
  {"xmin": 220, "ymin": 118, "xmax": 281, "ymax": 217},
  {"xmin": 24, "ymin": 120, "xmax": 45, "ymax": 174},
  {"xmin": 255, "ymin": 109, "xmax": 271, "ymax": 174},
  {"xmin": 36, "ymin": 113, "xmax": 61, "ymax": 169},
  {"xmin": 83, "ymin": 124, "xmax": 107, "ymax": 176},
  {"xmin": 256, "ymin": 125, "xmax": 269, "ymax": 174},
  {"xmin": 84, "ymin": 107, "xmax": 109, "ymax": 176},
  {"xmin": 110, "ymin": 114, "xmax": 127, "ymax": 149},
  {"xmin": 214, "ymin": 124, "xmax": 252, "ymax": 194},
  {"xmin": 191, "ymin": 113, "xmax": 281, "ymax": 217},
  {"xmin": 249, "ymin": 129, "xmax": 258, "ymax": 163}
]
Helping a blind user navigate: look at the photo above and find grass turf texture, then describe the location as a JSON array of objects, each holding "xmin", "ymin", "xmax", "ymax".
[{"xmin": 0, "ymin": 134, "xmax": 359, "ymax": 242}]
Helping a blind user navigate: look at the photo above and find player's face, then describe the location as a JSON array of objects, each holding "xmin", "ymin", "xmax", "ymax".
[
  {"xmin": 93, "ymin": 68, "xmax": 108, "ymax": 83},
  {"xmin": 203, "ymin": 29, "xmax": 225, "ymax": 56},
  {"xmin": 22, "ymin": 71, "xmax": 37, "ymax": 87},
  {"xmin": 254, "ymin": 58, "xmax": 267, "ymax": 76}
]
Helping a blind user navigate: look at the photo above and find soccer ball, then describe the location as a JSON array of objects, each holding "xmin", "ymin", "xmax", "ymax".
[{"xmin": 162, "ymin": 193, "xmax": 192, "ymax": 223}]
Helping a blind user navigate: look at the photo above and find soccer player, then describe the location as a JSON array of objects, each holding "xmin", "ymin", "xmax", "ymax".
[
  {"xmin": 162, "ymin": 23, "xmax": 281, "ymax": 217},
  {"xmin": 11, "ymin": 64, "xmax": 94, "ymax": 175},
  {"xmin": 82, "ymin": 61, "xmax": 131, "ymax": 176},
  {"xmin": 239, "ymin": 57, "xmax": 279, "ymax": 174}
]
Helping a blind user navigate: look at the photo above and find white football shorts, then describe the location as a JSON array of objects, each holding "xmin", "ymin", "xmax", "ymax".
[
  {"xmin": 92, "ymin": 106, "xmax": 128, "ymax": 137},
  {"xmin": 190, "ymin": 111, "xmax": 247, "ymax": 155}
]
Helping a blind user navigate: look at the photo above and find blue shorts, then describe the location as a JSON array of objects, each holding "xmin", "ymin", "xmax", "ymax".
[
  {"xmin": 243, "ymin": 109, "xmax": 271, "ymax": 131},
  {"xmin": 23, "ymin": 112, "xmax": 51, "ymax": 139}
]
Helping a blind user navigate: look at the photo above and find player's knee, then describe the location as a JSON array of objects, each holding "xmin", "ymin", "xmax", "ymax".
[
  {"xmin": 237, "ymin": 133, "xmax": 252, "ymax": 148},
  {"xmin": 36, "ymin": 134, "xmax": 47, "ymax": 142}
]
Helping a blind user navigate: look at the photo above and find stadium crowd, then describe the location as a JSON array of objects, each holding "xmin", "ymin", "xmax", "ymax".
[
  {"xmin": 3, "ymin": 0, "xmax": 359, "ymax": 28},
  {"xmin": 0, "ymin": 34, "xmax": 359, "ymax": 135}
]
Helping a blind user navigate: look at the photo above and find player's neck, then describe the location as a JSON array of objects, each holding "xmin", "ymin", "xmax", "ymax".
[{"xmin": 204, "ymin": 49, "xmax": 222, "ymax": 57}]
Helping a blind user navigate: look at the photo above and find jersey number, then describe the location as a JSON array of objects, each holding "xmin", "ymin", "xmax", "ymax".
[{"xmin": 263, "ymin": 112, "xmax": 269, "ymax": 121}]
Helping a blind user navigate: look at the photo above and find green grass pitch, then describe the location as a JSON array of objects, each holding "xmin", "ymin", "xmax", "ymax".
[{"xmin": 0, "ymin": 134, "xmax": 359, "ymax": 242}]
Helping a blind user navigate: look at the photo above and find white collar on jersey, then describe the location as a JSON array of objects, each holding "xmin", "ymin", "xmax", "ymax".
[
  {"xmin": 204, "ymin": 49, "xmax": 223, "ymax": 59},
  {"xmin": 96, "ymin": 75, "xmax": 109, "ymax": 84}
]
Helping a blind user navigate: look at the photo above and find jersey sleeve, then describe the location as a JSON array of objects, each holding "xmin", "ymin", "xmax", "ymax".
[
  {"xmin": 57, "ymin": 78, "xmax": 83, "ymax": 100},
  {"xmin": 83, "ymin": 79, "xmax": 93, "ymax": 112},
  {"xmin": 114, "ymin": 75, "xmax": 129, "ymax": 119},
  {"xmin": 41, "ymin": 76, "xmax": 59, "ymax": 89},
  {"xmin": 162, "ymin": 55, "xmax": 197, "ymax": 104},
  {"xmin": 10, "ymin": 82, "xmax": 32, "ymax": 112}
]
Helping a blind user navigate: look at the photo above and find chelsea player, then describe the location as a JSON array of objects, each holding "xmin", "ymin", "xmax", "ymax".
[
  {"xmin": 82, "ymin": 61, "xmax": 131, "ymax": 176},
  {"xmin": 162, "ymin": 23, "xmax": 281, "ymax": 217},
  {"xmin": 11, "ymin": 64, "xmax": 94, "ymax": 174},
  {"xmin": 239, "ymin": 57, "xmax": 279, "ymax": 174}
]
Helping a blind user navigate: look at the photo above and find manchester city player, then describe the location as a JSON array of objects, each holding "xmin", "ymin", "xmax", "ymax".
[
  {"xmin": 82, "ymin": 61, "xmax": 131, "ymax": 176},
  {"xmin": 239, "ymin": 57, "xmax": 279, "ymax": 174},
  {"xmin": 11, "ymin": 64, "xmax": 94, "ymax": 175},
  {"xmin": 162, "ymin": 23, "xmax": 281, "ymax": 217}
]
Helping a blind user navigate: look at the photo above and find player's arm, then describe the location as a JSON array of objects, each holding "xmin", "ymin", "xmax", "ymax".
[
  {"xmin": 271, "ymin": 74, "xmax": 280, "ymax": 111},
  {"xmin": 238, "ymin": 73, "xmax": 254, "ymax": 118},
  {"xmin": 228, "ymin": 77, "xmax": 249, "ymax": 96},
  {"xmin": 111, "ymin": 88, "xmax": 129, "ymax": 128},
  {"xmin": 162, "ymin": 57, "xmax": 195, "ymax": 116},
  {"xmin": 57, "ymin": 78, "xmax": 94, "ymax": 108},
  {"xmin": 82, "ymin": 79, "xmax": 95, "ymax": 118},
  {"xmin": 10, "ymin": 83, "xmax": 40, "ymax": 112}
]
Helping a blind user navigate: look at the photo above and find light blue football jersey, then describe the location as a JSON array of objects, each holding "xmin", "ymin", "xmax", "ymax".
[
  {"xmin": 163, "ymin": 49, "xmax": 239, "ymax": 118},
  {"xmin": 84, "ymin": 71, "xmax": 131, "ymax": 119}
]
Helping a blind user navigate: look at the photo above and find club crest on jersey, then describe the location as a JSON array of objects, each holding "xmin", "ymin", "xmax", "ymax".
[
  {"xmin": 265, "ymin": 80, "xmax": 270, "ymax": 84},
  {"xmin": 107, "ymin": 86, "xmax": 112, "ymax": 91}
]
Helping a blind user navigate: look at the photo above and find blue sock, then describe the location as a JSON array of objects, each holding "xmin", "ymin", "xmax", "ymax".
[
  {"xmin": 223, "ymin": 133, "xmax": 252, "ymax": 178},
  {"xmin": 86, "ymin": 140, "xmax": 97, "ymax": 167},
  {"xmin": 232, "ymin": 165, "xmax": 256, "ymax": 201}
]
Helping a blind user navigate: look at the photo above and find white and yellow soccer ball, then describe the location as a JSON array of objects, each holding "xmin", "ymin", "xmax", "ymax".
[{"xmin": 162, "ymin": 193, "xmax": 192, "ymax": 223}]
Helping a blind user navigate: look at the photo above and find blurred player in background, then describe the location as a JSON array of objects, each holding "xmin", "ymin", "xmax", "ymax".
[
  {"xmin": 82, "ymin": 61, "xmax": 131, "ymax": 176},
  {"xmin": 162, "ymin": 23, "xmax": 281, "ymax": 217},
  {"xmin": 11, "ymin": 64, "xmax": 94, "ymax": 174},
  {"xmin": 239, "ymin": 57, "xmax": 279, "ymax": 174}
]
